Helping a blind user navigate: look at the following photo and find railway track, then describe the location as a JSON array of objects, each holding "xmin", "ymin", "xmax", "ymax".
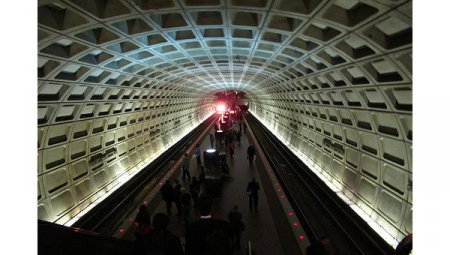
[
  {"xmin": 246, "ymin": 113, "xmax": 394, "ymax": 255},
  {"xmin": 73, "ymin": 115, "xmax": 217, "ymax": 235}
]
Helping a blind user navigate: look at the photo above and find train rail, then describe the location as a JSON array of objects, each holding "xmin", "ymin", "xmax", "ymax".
[{"xmin": 246, "ymin": 113, "xmax": 395, "ymax": 255}]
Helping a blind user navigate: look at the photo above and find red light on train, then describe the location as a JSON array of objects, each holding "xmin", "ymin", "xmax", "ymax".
[
  {"xmin": 119, "ymin": 228, "xmax": 125, "ymax": 233},
  {"xmin": 299, "ymin": 235, "xmax": 304, "ymax": 240}
]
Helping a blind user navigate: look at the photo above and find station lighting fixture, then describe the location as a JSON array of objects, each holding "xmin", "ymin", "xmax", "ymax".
[{"xmin": 216, "ymin": 104, "xmax": 226, "ymax": 113}]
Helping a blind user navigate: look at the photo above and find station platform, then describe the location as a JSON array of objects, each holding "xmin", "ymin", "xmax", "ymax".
[{"xmin": 117, "ymin": 115, "xmax": 303, "ymax": 255}]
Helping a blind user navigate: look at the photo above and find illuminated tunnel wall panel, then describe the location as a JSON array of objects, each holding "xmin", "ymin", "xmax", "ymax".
[
  {"xmin": 248, "ymin": 53, "xmax": 412, "ymax": 242},
  {"xmin": 38, "ymin": 106, "xmax": 214, "ymax": 223}
]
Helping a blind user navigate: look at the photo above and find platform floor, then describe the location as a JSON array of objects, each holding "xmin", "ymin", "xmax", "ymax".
[{"xmin": 124, "ymin": 118, "xmax": 296, "ymax": 254}]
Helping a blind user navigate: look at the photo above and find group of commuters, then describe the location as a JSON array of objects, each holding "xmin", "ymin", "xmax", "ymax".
[
  {"xmin": 134, "ymin": 196, "xmax": 245, "ymax": 255},
  {"xmin": 160, "ymin": 177, "xmax": 200, "ymax": 223},
  {"xmin": 134, "ymin": 205, "xmax": 184, "ymax": 255},
  {"xmin": 219, "ymin": 120, "xmax": 255, "ymax": 165}
]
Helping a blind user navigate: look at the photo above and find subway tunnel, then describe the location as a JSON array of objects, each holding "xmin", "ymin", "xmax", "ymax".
[{"xmin": 36, "ymin": 0, "xmax": 412, "ymax": 254}]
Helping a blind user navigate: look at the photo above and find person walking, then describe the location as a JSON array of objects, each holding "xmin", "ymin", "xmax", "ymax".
[
  {"xmin": 246, "ymin": 178, "xmax": 260, "ymax": 211},
  {"xmin": 190, "ymin": 176, "xmax": 200, "ymax": 206},
  {"xmin": 227, "ymin": 205, "xmax": 244, "ymax": 250},
  {"xmin": 236, "ymin": 130, "xmax": 241, "ymax": 145},
  {"xmin": 198, "ymin": 165, "xmax": 206, "ymax": 184},
  {"xmin": 195, "ymin": 144, "xmax": 202, "ymax": 167},
  {"xmin": 181, "ymin": 191, "xmax": 193, "ymax": 226},
  {"xmin": 137, "ymin": 213, "xmax": 184, "ymax": 255},
  {"xmin": 185, "ymin": 195, "xmax": 233, "ymax": 255},
  {"xmin": 247, "ymin": 144, "xmax": 256, "ymax": 165},
  {"xmin": 160, "ymin": 180, "xmax": 174, "ymax": 215},
  {"xmin": 173, "ymin": 180, "xmax": 182, "ymax": 216},
  {"xmin": 133, "ymin": 205, "xmax": 152, "ymax": 255},
  {"xmin": 134, "ymin": 204, "xmax": 152, "ymax": 238},
  {"xmin": 182, "ymin": 153, "xmax": 191, "ymax": 181},
  {"xmin": 209, "ymin": 132, "xmax": 215, "ymax": 148},
  {"xmin": 228, "ymin": 141, "xmax": 235, "ymax": 160}
]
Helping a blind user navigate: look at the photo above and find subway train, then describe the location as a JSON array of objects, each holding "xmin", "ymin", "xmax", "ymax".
[{"xmin": 30, "ymin": 0, "xmax": 421, "ymax": 254}]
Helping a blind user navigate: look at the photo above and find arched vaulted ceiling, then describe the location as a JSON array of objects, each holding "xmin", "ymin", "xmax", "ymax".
[{"xmin": 37, "ymin": 0, "xmax": 412, "ymax": 245}]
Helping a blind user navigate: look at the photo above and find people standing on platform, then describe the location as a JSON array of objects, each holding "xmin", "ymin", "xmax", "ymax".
[
  {"xmin": 306, "ymin": 237, "xmax": 336, "ymax": 255},
  {"xmin": 133, "ymin": 205, "xmax": 152, "ymax": 255},
  {"xmin": 247, "ymin": 178, "xmax": 260, "ymax": 211},
  {"xmin": 209, "ymin": 132, "xmax": 215, "ymax": 148},
  {"xmin": 220, "ymin": 159, "xmax": 230, "ymax": 176},
  {"xmin": 173, "ymin": 180, "xmax": 182, "ymax": 216},
  {"xmin": 243, "ymin": 122, "xmax": 247, "ymax": 133},
  {"xmin": 226, "ymin": 129, "xmax": 234, "ymax": 145},
  {"xmin": 227, "ymin": 205, "xmax": 244, "ymax": 251},
  {"xmin": 195, "ymin": 144, "xmax": 202, "ymax": 167},
  {"xmin": 199, "ymin": 165, "xmax": 206, "ymax": 184},
  {"xmin": 160, "ymin": 180, "xmax": 174, "ymax": 215},
  {"xmin": 239, "ymin": 122, "xmax": 243, "ymax": 133},
  {"xmin": 190, "ymin": 176, "xmax": 200, "ymax": 206},
  {"xmin": 181, "ymin": 191, "xmax": 193, "ymax": 226},
  {"xmin": 228, "ymin": 141, "xmax": 235, "ymax": 160},
  {"xmin": 136, "ymin": 213, "xmax": 184, "ymax": 255},
  {"xmin": 134, "ymin": 204, "xmax": 152, "ymax": 238},
  {"xmin": 395, "ymin": 234, "xmax": 412, "ymax": 255},
  {"xmin": 182, "ymin": 153, "xmax": 191, "ymax": 181},
  {"xmin": 236, "ymin": 130, "xmax": 242, "ymax": 145},
  {"xmin": 185, "ymin": 195, "xmax": 233, "ymax": 255},
  {"xmin": 247, "ymin": 144, "xmax": 256, "ymax": 165}
]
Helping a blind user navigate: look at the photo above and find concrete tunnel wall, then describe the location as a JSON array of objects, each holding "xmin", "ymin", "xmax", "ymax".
[{"xmin": 37, "ymin": 0, "xmax": 412, "ymax": 244}]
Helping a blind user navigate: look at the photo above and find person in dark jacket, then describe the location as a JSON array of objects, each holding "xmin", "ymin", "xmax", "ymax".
[
  {"xmin": 189, "ymin": 177, "xmax": 200, "ymax": 206},
  {"xmin": 180, "ymin": 191, "xmax": 193, "ymax": 226},
  {"xmin": 228, "ymin": 141, "xmax": 235, "ymax": 160},
  {"xmin": 138, "ymin": 213, "xmax": 184, "ymax": 255},
  {"xmin": 209, "ymin": 133, "xmax": 215, "ymax": 148},
  {"xmin": 160, "ymin": 180, "xmax": 174, "ymax": 215},
  {"xmin": 134, "ymin": 204, "xmax": 152, "ymax": 252},
  {"xmin": 198, "ymin": 166, "xmax": 206, "ymax": 184},
  {"xmin": 182, "ymin": 153, "xmax": 191, "ymax": 181},
  {"xmin": 195, "ymin": 144, "xmax": 202, "ymax": 167},
  {"xmin": 236, "ymin": 130, "xmax": 242, "ymax": 145},
  {"xmin": 247, "ymin": 144, "xmax": 256, "ymax": 165},
  {"xmin": 227, "ymin": 205, "xmax": 244, "ymax": 250},
  {"xmin": 134, "ymin": 204, "xmax": 151, "ymax": 232},
  {"xmin": 185, "ymin": 195, "xmax": 233, "ymax": 255},
  {"xmin": 173, "ymin": 180, "xmax": 182, "ymax": 216},
  {"xmin": 395, "ymin": 234, "xmax": 412, "ymax": 255},
  {"xmin": 247, "ymin": 178, "xmax": 260, "ymax": 211}
]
